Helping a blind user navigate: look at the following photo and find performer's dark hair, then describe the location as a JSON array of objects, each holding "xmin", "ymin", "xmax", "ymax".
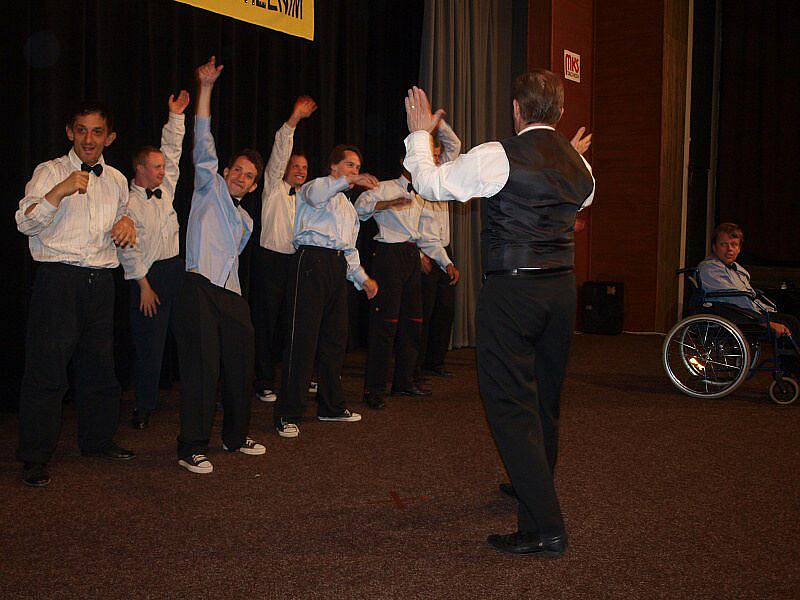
[
  {"xmin": 513, "ymin": 69, "xmax": 564, "ymax": 126},
  {"xmin": 328, "ymin": 144, "xmax": 363, "ymax": 170},
  {"xmin": 67, "ymin": 100, "xmax": 115, "ymax": 132},
  {"xmin": 132, "ymin": 145, "xmax": 162, "ymax": 169},
  {"xmin": 228, "ymin": 148, "xmax": 265, "ymax": 185},
  {"xmin": 712, "ymin": 223, "xmax": 744, "ymax": 246}
]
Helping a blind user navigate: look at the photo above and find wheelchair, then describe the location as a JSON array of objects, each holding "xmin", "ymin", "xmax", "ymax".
[{"xmin": 662, "ymin": 268, "xmax": 800, "ymax": 405}]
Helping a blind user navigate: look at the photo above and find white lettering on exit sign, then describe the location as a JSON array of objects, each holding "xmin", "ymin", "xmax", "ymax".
[{"xmin": 564, "ymin": 50, "xmax": 581, "ymax": 83}]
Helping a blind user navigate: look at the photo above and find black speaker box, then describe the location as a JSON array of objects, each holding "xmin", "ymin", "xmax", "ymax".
[{"xmin": 581, "ymin": 281, "xmax": 624, "ymax": 334}]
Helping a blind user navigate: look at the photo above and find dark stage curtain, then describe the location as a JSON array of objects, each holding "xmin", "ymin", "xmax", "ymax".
[
  {"xmin": 716, "ymin": 0, "xmax": 800, "ymax": 266},
  {"xmin": 2, "ymin": 0, "xmax": 424, "ymax": 410}
]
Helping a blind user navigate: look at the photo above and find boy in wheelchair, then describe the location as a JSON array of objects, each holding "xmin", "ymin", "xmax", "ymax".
[{"xmin": 697, "ymin": 223, "xmax": 799, "ymax": 375}]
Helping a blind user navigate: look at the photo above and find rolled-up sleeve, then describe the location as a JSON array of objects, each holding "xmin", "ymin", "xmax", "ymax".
[{"xmin": 16, "ymin": 163, "xmax": 60, "ymax": 236}]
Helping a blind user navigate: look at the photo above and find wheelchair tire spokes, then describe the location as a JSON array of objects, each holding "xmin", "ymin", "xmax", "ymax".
[{"xmin": 663, "ymin": 314, "xmax": 751, "ymax": 399}]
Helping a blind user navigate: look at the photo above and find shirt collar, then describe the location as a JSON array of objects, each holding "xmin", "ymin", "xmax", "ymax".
[
  {"xmin": 68, "ymin": 148, "xmax": 106, "ymax": 170},
  {"xmin": 518, "ymin": 124, "xmax": 556, "ymax": 136}
]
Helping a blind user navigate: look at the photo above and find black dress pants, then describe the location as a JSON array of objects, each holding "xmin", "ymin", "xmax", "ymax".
[
  {"xmin": 251, "ymin": 246, "xmax": 294, "ymax": 393},
  {"xmin": 17, "ymin": 263, "xmax": 121, "ymax": 464},
  {"xmin": 173, "ymin": 273, "xmax": 254, "ymax": 459},
  {"xmin": 274, "ymin": 246, "xmax": 349, "ymax": 425},
  {"xmin": 365, "ymin": 242, "xmax": 423, "ymax": 394},
  {"xmin": 129, "ymin": 256, "xmax": 184, "ymax": 413},
  {"xmin": 476, "ymin": 271, "xmax": 575, "ymax": 535},
  {"xmin": 419, "ymin": 251, "xmax": 455, "ymax": 372}
]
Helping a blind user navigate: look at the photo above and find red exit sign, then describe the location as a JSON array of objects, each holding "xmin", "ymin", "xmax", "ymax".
[{"xmin": 564, "ymin": 50, "xmax": 581, "ymax": 82}]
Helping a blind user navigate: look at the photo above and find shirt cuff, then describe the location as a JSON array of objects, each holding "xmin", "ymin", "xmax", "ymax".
[
  {"xmin": 350, "ymin": 266, "xmax": 369, "ymax": 289},
  {"xmin": 195, "ymin": 115, "xmax": 211, "ymax": 133},
  {"xmin": 168, "ymin": 112, "xmax": 185, "ymax": 124},
  {"xmin": 404, "ymin": 131, "xmax": 433, "ymax": 155},
  {"xmin": 34, "ymin": 198, "xmax": 58, "ymax": 217}
]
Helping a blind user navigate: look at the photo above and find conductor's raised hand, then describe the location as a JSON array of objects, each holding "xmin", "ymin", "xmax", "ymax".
[
  {"xmin": 570, "ymin": 126, "xmax": 592, "ymax": 155},
  {"xmin": 169, "ymin": 90, "xmax": 190, "ymax": 114},
  {"xmin": 362, "ymin": 278, "xmax": 379, "ymax": 300},
  {"xmin": 347, "ymin": 173, "xmax": 379, "ymax": 190},
  {"xmin": 405, "ymin": 86, "xmax": 445, "ymax": 134},
  {"xmin": 196, "ymin": 56, "xmax": 224, "ymax": 88}
]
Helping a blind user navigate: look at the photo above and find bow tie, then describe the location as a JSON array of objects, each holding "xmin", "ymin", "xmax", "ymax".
[
  {"xmin": 407, "ymin": 182, "xmax": 414, "ymax": 193},
  {"xmin": 146, "ymin": 188, "xmax": 162, "ymax": 199},
  {"xmin": 288, "ymin": 187, "xmax": 296, "ymax": 196},
  {"xmin": 725, "ymin": 262, "xmax": 738, "ymax": 271},
  {"xmin": 81, "ymin": 162, "xmax": 103, "ymax": 176},
  {"xmin": 232, "ymin": 197, "xmax": 242, "ymax": 208}
]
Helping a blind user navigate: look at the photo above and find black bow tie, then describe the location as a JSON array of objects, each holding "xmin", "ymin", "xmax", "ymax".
[
  {"xmin": 726, "ymin": 262, "xmax": 738, "ymax": 271},
  {"xmin": 407, "ymin": 183, "xmax": 414, "ymax": 193},
  {"xmin": 81, "ymin": 162, "xmax": 103, "ymax": 176},
  {"xmin": 288, "ymin": 187, "xmax": 296, "ymax": 196},
  {"xmin": 146, "ymin": 188, "xmax": 162, "ymax": 199},
  {"xmin": 232, "ymin": 197, "xmax": 242, "ymax": 208}
]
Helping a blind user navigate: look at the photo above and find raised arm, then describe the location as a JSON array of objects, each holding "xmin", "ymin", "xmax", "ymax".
[
  {"xmin": 404, "ymin": 87, "xmax": 508, "ymax": 203},
  {"xmin": 193, "ymin": 57, "xmax": 224, "ymax": 192},
  {"xmin": 434, "ymin": 119, "xmax": 462, "ymax": 163},
  {"xmin": 161, "ymin": 90, "xmax": 189, "ymax": 197},
  {"xmin": 264, "ymin": 96, "xmax": 317, "ymax": 189}
]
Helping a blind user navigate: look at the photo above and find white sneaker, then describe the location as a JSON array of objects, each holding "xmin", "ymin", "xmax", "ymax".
[
  {"xmin": 308, "ymin": 381, "xmax": 318, "ymax": 394},
  {"xmin": 223, "ymin": 437, "xmax": 266, "ymax": 455},
  {"xmin": 257, "ymin": 389, "xmax": 277, "ymax": 402},
  {"xmin": 179, "ymin": 453, "xmax": 213, "ymax": 474},
  {"xmin": 318, "ymin": 409, "xmax": 362, "ymax": 422},
  {"xmin": 277, "ymin": 420, "xmax": 300, "ymax": 438}
]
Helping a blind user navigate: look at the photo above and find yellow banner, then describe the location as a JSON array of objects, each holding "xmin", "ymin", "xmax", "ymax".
[{"xmin": 175, "ymin": 0, "xmax": 314, "ymax": 41}]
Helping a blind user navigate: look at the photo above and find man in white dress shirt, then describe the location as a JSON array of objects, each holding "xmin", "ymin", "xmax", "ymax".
[
  {"xmin": 251, "ymin": 96, "xmax": 317, "ymax": 404},
  {"xmin": 15, "ymin": 101, "xmax": 138, "ymax": 487},
  {"xmin": 354, "ymin": 132, "xmax": 459, "ymax": 409},
  {"xmin": 416, "ymin": 123, "xmax": 462, "ymax": 381},
  {"xmin": 119, "ymin": 91, "xmax": 190, "ymax": 430},
  {"xmin": 403, "ymin": 72, "xmax": 595, "ymax": 556}
]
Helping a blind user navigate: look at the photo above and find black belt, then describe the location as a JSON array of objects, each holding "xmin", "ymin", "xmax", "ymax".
[
  {"xmin": 298, "ymin": 245, "xmax": 344, "ymax": 256},
  {"xmin": 483, "ymin": 266, "xmax": 573, "ymax": 280}
]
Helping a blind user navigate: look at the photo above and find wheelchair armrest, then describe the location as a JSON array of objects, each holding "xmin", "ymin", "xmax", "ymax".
[{"xmin": 703, "ymin": 290, "xmax": 757, "ymax": 300}]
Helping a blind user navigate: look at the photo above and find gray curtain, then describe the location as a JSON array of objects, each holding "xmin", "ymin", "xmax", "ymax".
[{"xmin": 419, "ymin": 0, "xmax": 513, "ymax": 347}]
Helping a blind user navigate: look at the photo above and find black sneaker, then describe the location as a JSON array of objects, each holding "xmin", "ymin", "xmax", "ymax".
[
  {"xmin": 178, "ymin": 453, "xmax": 213, "ymax": 474},
  {"xmin": 22, "ymin": 462, "xmax": 50, "ymax": 487},
  {"xmin": 318, "ymin": 409, "xmax": 362, "ymax": 422}
]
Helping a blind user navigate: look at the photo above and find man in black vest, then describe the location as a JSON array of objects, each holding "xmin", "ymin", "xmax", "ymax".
[{"xmin": 402, "ymin": 70, "xmax": 595, "ymax": 556}]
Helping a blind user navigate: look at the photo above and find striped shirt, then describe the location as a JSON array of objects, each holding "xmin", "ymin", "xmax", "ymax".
[
  {"xmin": 15, "ymin": 148, "xmax": 129, "ymax": 268},
  {"xmin": 119, "ymin": 112, "xmax": 185, "ymax": 280},
  {"xmin": 259, "ymin": 122, "xmax": 297, "ymax": 254}
]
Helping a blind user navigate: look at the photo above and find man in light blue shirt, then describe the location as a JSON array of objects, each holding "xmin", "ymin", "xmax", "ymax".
[
  {"xmin": 273, "ymin": 145, "xmax": 380, "ymax": 438},
  {"xmin": 172, "ymin": 56, "xmax": 266, "ymax": 474}
]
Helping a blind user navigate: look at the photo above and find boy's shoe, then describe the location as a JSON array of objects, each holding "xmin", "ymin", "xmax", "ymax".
[
  {"xmin": 318, "ymin": 409, "xmax": 362, "ymax": 422},
  {"xmin": 276, "ymin": 419, "xmax": 300, "ymax": 438},
  {"xmin": 223, "ymin": 437, "xmax": 266, "ymax": 455},
  {"xmin": 179, "ymin": 454, "xmax": 213, "ymax": 474},
  {"xmin": 257, "ymin": 389, "xmax": 277, "ymax": 402}
]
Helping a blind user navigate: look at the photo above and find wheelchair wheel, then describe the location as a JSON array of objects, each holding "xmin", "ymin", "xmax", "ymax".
[
  {"xmin": 663, "ymin": 314, "xmax": 751, "ymax": 398},
  {"xmin": 768, "ymin": 377, "xmax": 799, "ymax": 405}
]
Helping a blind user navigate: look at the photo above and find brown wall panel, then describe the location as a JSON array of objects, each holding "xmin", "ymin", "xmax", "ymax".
[{"xmin": 592, "ymin": 0, "xmax": 665, "ymax": 330}]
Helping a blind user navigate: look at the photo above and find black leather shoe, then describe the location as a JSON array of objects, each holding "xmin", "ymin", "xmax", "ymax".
[
  {"xmin": 499, "ymin": 482, "xmax": 517, "ymax": 498},
  {"xmin": 391, "ymin": 384, "xmax": 432, "ymax": 397},
  {"xmin": 487, "ymin": 531, "xmax": 568, "ymax": 557},
  {"xmin": 363, "ymin": 393, "xmax": 386, "ymax": 409},
  {"xmin": 423, "ymin": 366, "xmax": 455, "ymax": 378},
  {"xmin": 130, "ymin": 409, "xmax": 150, "ymax": 430},
  {"xmin": 82, "ymin": 443, "xmax": 136, "ymax": 461},
  {"xmin": 22, "ymin": 462, "xmax": 51, "ymax": 487}
]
